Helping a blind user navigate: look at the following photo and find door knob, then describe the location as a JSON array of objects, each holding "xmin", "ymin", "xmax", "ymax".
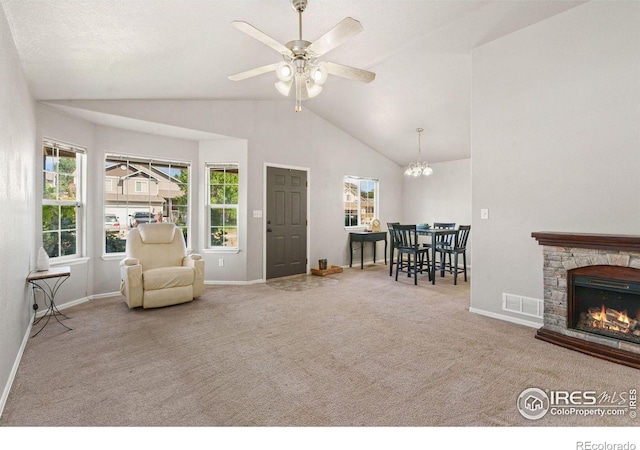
[{"xmin": 267, "ymin": 228, "xmax": 273, "ymax": 232}]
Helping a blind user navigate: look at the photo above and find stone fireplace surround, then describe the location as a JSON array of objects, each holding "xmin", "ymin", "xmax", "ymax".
[{"xmin": 532, "ymin": 232, "xmax": 640, "ymax": 369}]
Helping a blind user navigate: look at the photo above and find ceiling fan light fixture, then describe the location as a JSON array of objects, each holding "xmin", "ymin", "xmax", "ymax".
[
  {"xmin": 305, "ymin": 79, "xmax": 323, "ymax": 98},
  {"xmin": 275, "ymin": 79, "xmax": 293, "ymax": 96},
  {"xmin": 276, "ymin": 62, "xmax": 294, "ymax": 82},
  {"xmin": 311, "ymin": 63, "xmax": 328, "ymax": 85},
  {"xmin": 228, "ymin": 0, "xmax": 375, "ymax": 112}
]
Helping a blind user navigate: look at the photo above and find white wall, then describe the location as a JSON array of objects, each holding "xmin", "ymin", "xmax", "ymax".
[
  {"xmin": 45, "ymin": 100, "xmax": 405, "ymax": 282},
  {"xmin": 199, "ymin": 139, "xmax": 248, "ymax": 282},
  {"xmin": 0, "ymin": 4, "xmax": 36, "ymax": 413},
  {"xmin": 92, "ymin": 125, "xmax": 200, "ymax": 293},
  {"xmin": 470, "ymin": 1, "xmax": 640, "ymax": 323},
  {"xmin": 35, "ymin": 105, "xmax": 95, "ymax": 305},
  {"xmin": 35, "ymin": 106, "xmax": 203, "ymax": 296}
]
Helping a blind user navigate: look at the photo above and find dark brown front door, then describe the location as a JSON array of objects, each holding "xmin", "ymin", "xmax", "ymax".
[{"xmin": 266, "ymin": 167, "xmax": 307, "ymax": 279}]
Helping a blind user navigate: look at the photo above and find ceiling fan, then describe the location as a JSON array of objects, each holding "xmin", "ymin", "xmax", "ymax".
[{"xmin": 228, "ymin": 0, "xmax": 376, "ymax": 112}]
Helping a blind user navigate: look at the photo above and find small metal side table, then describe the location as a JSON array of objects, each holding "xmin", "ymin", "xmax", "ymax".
[{"xmin": 27, "ymin": 266, "xmax": 72, "ymax": 337}]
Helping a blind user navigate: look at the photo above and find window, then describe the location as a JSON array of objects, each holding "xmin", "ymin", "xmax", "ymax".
[
  {"xmin": 104, "ymin": 155, "xmax": 190, "ymax": 254},
  {"xmin": 344, "ymin": 176, "xmax": 378, "ymax": 228},
  {"xmin": 208, "ymin": 163, "xmax": 239, "ymax": 249},
  {"xmin": 42, "ymin": 140, "xmax": 85, "ymax": 259},
  {"xmin": 134, "ymin": 180, "xmax": 148, "ymax": 193}
]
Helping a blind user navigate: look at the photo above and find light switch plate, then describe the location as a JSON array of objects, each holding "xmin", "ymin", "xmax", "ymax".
[{"xmin": 481, "ymin": 209, "xmax": 489, "ymax": 220}]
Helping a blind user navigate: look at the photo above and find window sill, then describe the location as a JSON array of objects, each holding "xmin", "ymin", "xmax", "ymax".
[
  {"xmin": 101, "ymin": 253, "xmax": 124, "ymax": 261},
  {"xmin": 345, "ymin": 227, "xmax": 366, "ymax": 232},
  {"xmin": 203, "ymin": 248, "xmax": 240, "ymax": 255},
  {"xmin": 50, "ymin": 257, "xmax": 90, "ymax": 267}
]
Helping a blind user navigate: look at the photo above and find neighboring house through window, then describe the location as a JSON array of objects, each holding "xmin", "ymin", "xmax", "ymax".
[
  {"xmin": 344, "ymin": 176, "xmax": 379, "ymax": 228},
  {"xmin": 207, "ymin": 163, "xmax": 239, "ymax": 249},
  {"xmin": 42, "ymin": 140, "xmax": 85, "ymax": 259},
  {"xmin": 104, "ymin": 155, "xmax": 190, "ymax": 254}
]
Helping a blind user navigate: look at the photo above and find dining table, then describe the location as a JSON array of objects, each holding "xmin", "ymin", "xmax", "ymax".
[{"xmin": 416, "ymin": 228, "xmax": 459, "ymax": 285}]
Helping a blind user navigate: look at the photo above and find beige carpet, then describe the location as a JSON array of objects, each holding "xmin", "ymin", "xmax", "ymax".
[{"xmin": 1, "ymin": 264, "xmax": 638, "ymax": 427}]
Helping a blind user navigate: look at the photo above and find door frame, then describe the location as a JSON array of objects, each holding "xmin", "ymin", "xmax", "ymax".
[{"xmin": 263, "ymin": 163, "xmax": 311, "ymax": 280}]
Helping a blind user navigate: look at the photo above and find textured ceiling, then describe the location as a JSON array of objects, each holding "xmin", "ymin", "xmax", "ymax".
[{"xmin": 1, "ymin": 0, "xmax": 585, "ymax": 165}]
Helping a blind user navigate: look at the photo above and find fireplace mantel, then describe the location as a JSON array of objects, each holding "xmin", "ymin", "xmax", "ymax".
[{"xmin": 532, "ymin": 232, "xmax": 640, "ymax": 252}]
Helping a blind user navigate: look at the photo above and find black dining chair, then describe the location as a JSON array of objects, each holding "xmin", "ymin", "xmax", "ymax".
[
  {"xmin": 387, "ymin": 222, "xmax": 400, "ymax": 276},
  {"xmin": 436, "ymin": 225, "xmax": 471, "ymax": 285},
  {"xmin": 392, "ymin": 224, "xmax": 431, "ymax": 285},
  {"xmin": 432, "ymin": 222, "xmax": 456, "ymax": 276}
]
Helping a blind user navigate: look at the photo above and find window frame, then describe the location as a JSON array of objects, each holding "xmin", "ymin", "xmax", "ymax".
[
  {"xmin": 103, "ymin": 154, "xmax": 191, "ymax": 255},
  {"xmin": 41, "ymin": 139, "xmax": 86, "ymax": 261},
  {"xmin": 343, "ymin": 175, "xmax": 379, "ymax": 229},
  {"xmin": 206, "ymin": 162, "xmax": 240, "ymax": 251},
  {"xmin": 134, "ymin": 180, "xmax": 148, "ymax": 193}
]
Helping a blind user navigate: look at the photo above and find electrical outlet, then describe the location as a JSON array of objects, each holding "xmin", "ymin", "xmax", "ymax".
[{"xmin": 218, "ymin": 259, "xmax": 224, "ymax": 267}]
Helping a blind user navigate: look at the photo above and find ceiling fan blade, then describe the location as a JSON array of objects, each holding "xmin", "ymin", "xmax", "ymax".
[
  {"xmin": 228, "ymin": 63, "xmax": 279, "ymax": 81},
  {"xmin": 231, "ymin": 21, "xmax": 291, "ymax": 56},
  {"xmin": 307, "ymin": 17, "xmax": 363, "ymax": 58},
  {"xmin": 323, "ymin": 61, "xmax": 376, "ymax": 83}
]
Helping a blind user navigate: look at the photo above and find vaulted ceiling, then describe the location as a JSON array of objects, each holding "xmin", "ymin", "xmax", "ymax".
[{"xmin": 1, "ymin": 0, "xmax": 585, "ymax": 166}]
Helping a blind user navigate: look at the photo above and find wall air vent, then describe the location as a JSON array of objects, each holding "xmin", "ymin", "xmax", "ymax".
[{"xmin": 502, "ymin": 293, "xmax": 543, "ymax": 319}]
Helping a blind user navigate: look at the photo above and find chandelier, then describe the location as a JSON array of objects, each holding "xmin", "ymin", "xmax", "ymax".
[{"xmin": 404, "ymin": 128, "xmax": 433, "ymax": 177}]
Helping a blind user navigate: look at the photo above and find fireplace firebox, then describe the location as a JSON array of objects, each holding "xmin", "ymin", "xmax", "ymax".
[{"xmin": 569, "ymin": 266, "xmax": 640, "ymax": 345}]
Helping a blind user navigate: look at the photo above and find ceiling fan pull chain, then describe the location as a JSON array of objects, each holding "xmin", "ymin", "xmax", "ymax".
[{"xmin": 295, "ymin": 75, "xmax": 303, "ymax": 112}]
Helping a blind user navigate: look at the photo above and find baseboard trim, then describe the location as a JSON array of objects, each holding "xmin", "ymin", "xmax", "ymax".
[
  {"xmin": 33, "ymin": 292, "xmax": 121, "ymax": 319},
  {"xmin": 0, "ymin": 316, "xmax": 33, "ymax": 420},
  {"xmin": 205, "ymin": 279, "xmax": 264, "ymax": 285},
  {"xmin": 90, "ymin": 291, "xmax": 121, "ymax": 300},
  {"xmin": 34, "ymin": 295, "xmax": 89, "ymax": 319},
  {"xmin": 468, "ymin": 307, "xmax": 541, "ymax": 329}
]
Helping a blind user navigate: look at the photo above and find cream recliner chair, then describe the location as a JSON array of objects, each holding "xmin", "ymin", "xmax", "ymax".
[{"xmin": 120, "ymin": 223, "xmax": 204, "ymax": 309}]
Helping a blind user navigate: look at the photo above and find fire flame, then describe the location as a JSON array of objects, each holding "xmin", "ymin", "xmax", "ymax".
[
  {"xmin": 591, "ymin": 305, "xmax": 607, "ymax": 323},
  {"xmin": 618, "ymin": 311, "xmax": 630, "ymax": 325},
  {"xmin": 591, "ymin": 305, "xmax": 631, "ymax": 332}
]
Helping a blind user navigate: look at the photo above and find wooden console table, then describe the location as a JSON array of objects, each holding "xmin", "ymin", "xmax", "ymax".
[{"xmin": 349, "ymin": 231, "xmax": 387, "ymax": 270}]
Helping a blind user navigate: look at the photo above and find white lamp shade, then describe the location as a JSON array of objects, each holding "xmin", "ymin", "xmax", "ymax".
[
  {"xmin": 305, "ymin": 79, "xmax": 323, "ymax": 98},
  {"xmin": 310, "ymin": 63, "xmax": 328, "ymax": 85},
  {"xmin": 36, "ymin": 246, "xmax": 50, "ymax": 271},
  {"xmin": 276, "ymin": 62, "xmax": 294, "ymax": 82},
  {"xmin": 275, "ymin": 80, "xmax": 293, "ymax": 96}
]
